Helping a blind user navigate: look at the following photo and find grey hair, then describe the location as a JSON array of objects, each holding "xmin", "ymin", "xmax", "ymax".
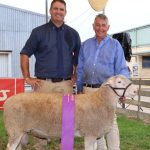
[{"xmin": 95, "ymin": 14, "xmax": 109, "ymax": 25}]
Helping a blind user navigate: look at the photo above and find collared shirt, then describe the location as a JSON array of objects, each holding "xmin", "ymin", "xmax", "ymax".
[
  {"xmin": 20, "ymin": 20, "xmax": 81, "ymax": 79},
  {"xmin": 77, "ymin": 35, "xmax": 129, "ymax": 91}
]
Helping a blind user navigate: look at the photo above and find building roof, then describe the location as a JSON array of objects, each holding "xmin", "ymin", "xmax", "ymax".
[{"xmin": 132, "ymin": 50, "xmax": 150, "ymax": 56}]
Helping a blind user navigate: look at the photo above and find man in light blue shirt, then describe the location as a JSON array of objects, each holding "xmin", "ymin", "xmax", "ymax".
[{"xmin": 77, "ymin": 14, "xmax": 129, "ymax": 150}]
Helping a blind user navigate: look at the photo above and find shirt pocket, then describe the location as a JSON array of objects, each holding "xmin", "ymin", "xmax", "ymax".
[{"xmin": 98, "ymin": 55, "xmax": 114, "ymax": 65}]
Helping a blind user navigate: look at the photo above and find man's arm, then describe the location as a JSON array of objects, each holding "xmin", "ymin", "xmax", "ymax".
[
  {"xmin": 72, "ymin": 32, "xmax": 81, "ymax": 83},
  {"xmin": 20, "ymin": 54, "xmax": 30, "ymax": 79},
  {"xmin": 20, "ymin": 54, "xmax": 41, "ymax": 88},
  {"xmin": 76, "ymin": 44, "xmax": 84, "ymax": 93},
  {"xmin": 71, "ymin": 65, "xmax": 77, "ymax": 83}
]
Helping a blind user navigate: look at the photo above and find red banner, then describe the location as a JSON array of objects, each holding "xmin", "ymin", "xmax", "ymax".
[{"xmin": 0, "ymin": 78, "xmax": 24, "ymax": 110}]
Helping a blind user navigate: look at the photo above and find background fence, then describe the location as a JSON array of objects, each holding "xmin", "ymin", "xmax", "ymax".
[{"xmin": 117, "ymin": 78, "xmax": 150, "ymax": 123}]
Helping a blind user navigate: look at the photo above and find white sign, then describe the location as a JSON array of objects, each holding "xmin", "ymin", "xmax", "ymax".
[{"xmin": 132, "ymin": 64, "xmax": 139, "ymax": 77}]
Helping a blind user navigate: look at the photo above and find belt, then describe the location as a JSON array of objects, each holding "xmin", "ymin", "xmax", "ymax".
[
  {"xmin": 84, "ymin": 83, "xmax": 101, "ymax": 88},
  {"xmin": 37, "ymin": 77, "xmax": 71, "ymax": 82}
]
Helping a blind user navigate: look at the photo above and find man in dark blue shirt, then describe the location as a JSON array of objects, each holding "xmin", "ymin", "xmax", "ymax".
[{"xmin": 20, "ymin": 0, "xmax": 81, "ymax": 93}]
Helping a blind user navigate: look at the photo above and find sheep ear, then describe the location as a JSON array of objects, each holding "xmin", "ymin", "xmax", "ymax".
[{"xmin": 103, "ymin": 77, "xmax": 115, "ymax": 86}]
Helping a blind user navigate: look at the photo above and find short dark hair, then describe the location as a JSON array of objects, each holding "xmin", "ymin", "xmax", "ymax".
[{"xmin": 50, "ymin": 0, "xmax": 66, "ymax": 9}]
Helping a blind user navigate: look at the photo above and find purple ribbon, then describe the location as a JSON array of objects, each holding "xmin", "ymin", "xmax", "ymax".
[{"xmin": 61, "ymin": 94, "xmax": 75, "ymax": 150}]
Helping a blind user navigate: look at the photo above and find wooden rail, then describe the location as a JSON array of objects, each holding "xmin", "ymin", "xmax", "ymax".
[{"xmin": 117, "ymin": 78, "xmax": 150, "ymax": 123}]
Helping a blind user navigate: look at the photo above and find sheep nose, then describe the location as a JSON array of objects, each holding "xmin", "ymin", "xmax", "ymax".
[{"xmin": 133, "ymin": 90, "xmax": 138, "ymax": 94}]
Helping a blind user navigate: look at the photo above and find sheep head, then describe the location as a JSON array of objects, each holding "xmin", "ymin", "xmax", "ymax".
[{"xmin": 103, "ymin": 75, "xmax": 138, "ymax": 99}]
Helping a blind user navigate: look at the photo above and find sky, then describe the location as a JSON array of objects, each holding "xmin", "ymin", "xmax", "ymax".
[{"xmin": 0, "ymin": 0, "xmax": 150, "ymax": 41}]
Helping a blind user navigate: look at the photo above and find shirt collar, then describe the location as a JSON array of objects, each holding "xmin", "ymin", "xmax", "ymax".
[
  {"xmin": 94, "ymin": 34, "xmax": 109, "ymax": 41},
  {"xmin": 49, "ymin": 20, "xmax": 65, "ymax": 30}
]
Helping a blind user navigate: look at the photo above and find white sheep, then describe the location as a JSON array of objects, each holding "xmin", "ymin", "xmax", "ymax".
[{"xmin": 3, "ymin": 75, "xmax": 138, "ymax": 150}]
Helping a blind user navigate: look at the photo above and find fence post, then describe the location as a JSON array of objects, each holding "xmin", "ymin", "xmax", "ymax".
[{"xmin": 137, "ymin": 78, "xmax": 141, "ymax": 119}]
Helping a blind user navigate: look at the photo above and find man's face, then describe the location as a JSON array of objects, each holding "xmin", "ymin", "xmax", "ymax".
[
  {"xmin": 50, "ymin": 1, "xmax": 66, "ymax": 24},
  {"xmin": 93, "ymin": 17, "xmax": 110, "ymax": 39}
]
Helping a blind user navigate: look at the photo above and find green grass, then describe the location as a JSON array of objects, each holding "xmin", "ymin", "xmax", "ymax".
[
  {"xmin": 0, "ymin": 111, "xmax": 150, "ymax": 150},
  {"xmin": 0, "ymin": 111, "xmax": 8, "ymax": 150},
  {"xmin": 118, "ymin": 116, "xmax": 150, "ymax": 150}
]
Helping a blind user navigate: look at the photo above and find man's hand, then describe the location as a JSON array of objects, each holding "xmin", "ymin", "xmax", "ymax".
[
  {"xmin": 71, "ymin": 74, "xmax": 76, "ymax": 84},
  {"xmin": 25, "ymin": 77, "xmax": 41, "ymax": 89}
]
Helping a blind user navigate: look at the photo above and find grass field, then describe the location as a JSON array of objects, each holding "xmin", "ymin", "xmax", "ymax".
[{"xmin": 0, "ymin": 111, "xmax": 150, "ymax": 150}]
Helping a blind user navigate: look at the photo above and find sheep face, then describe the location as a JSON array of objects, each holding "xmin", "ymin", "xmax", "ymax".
[{"xmin": 103, "ymin": 75, "xmax": 138, "ymax": 98}]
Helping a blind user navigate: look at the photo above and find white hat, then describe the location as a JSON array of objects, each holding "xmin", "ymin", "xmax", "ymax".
[{"xmin": 88, "ymin": 0, "xmax": 108, "ymax": 12}]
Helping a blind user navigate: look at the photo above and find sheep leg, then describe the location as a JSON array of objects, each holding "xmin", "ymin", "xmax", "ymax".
[
  {"xmin": 30, "ymin": 128, "xmax": 51, "ymax": 141},
  {"xmin": 16, "ymin": 144, "xmax": 22, "ymax": 150},
  {"xmin": 30, "ymin": 129, "xmax": 51, "ymax": 150},
  {"xmin": 20, "ymin": 133, "xmax": 29, "ymax": 145},
  {"xmin": 84, "ymin": 136, "xmax": 97, "ymax": 150},
  {"xmin": 6, "ymin": 135, "xmax": 23, "ymax": 150}
]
